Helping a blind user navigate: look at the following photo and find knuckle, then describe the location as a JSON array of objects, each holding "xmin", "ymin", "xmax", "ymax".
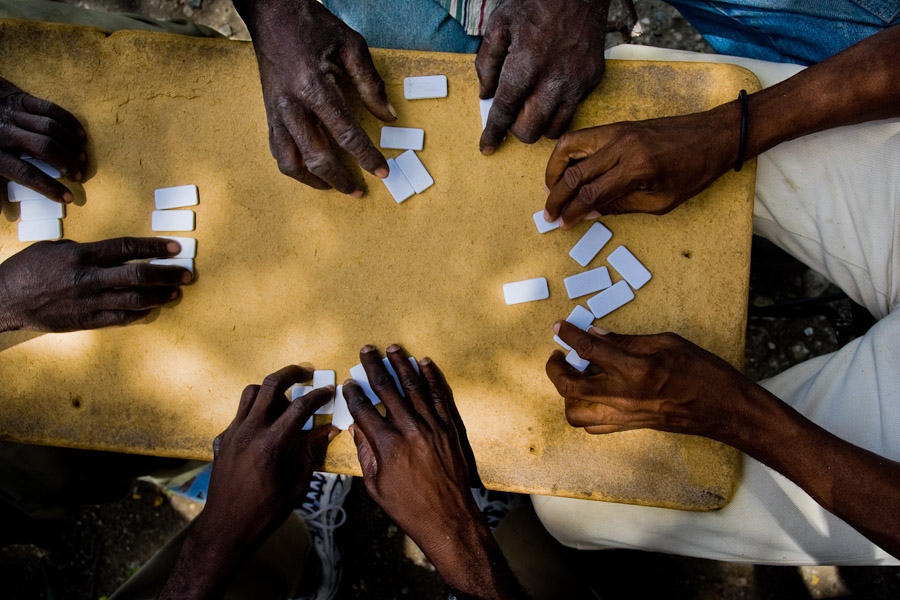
[
  {"xmin": 562, "ymin": 164, "xmax": 583, "ymax": 190},
  {"xmin": 120, "ymin": 291, "xmax": 145, "ymax": 310},
  {"xmin": 574, "ymin": 338, "xmax": 595, "ymax": 361},
  {"xmin": 261, "ymin": 374, "xmax": 282, "ymax": 388},
  {"xmin": 400, "ymin": 374, "xmax": 425, "ymax": 394},
  {"xmin": 303, "ymin": 152, "xmax": 332, "ymax": 178},
  {"xmin": 335, "ymin": 128, "xmax": 368, "ymax": 156},
  {"xmin": 574, "ymin": 185, "xmax": 599, "ymax": 208},
  {"xmin": 371, "ymin": 371, "xmax": 396, "ymax": 392},
  {"xmin": 121, "ymin": 263, "xmax": 144, "ymax": 286}
]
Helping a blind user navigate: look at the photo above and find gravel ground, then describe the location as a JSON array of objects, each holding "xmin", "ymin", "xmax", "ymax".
[{"xmin": 2, "ymin": 2, "xmax": 898, "ymax": 599}]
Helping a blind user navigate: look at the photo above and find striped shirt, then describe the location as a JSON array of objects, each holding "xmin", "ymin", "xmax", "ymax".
[{"xmin": 434, "ymin": 0, "xmax": 501, "ymax": 36}]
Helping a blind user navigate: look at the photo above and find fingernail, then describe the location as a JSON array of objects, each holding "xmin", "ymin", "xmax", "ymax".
[
  {"xmin": 387, "ymin": 102, "xmax": 397, "ymax": 119},
  {"xmin": 181, "ymin": 271, "xmax": 192, "ymax": 284},
  {"xmin": 543, "ymin": 209, "xmax": 553, "ymax": 222},
  {"xmin": 361, "ymin": 345, "xmax": 375, "ymax": 354},
  {"xmin": 328, "ymin": 429, "xmax": 340, "ymax": 442},
  {"xmin": 481, "ymin": 146, "xmax": 495, "ymax": 156},
  {"xmin": 166, "ymin": 241, "xmax": 180, "ymax": 255},
  {"xmin": 386, "ymin": 344, "xmax": 400, "ymax": 353},
  {"xmin": 74, "ymin": 171, "xmax": 83, "ymax": 182},
  {"xmin": 553, "ymin": 321, "xmax": 562, "ymax": 333},
  {"xmin": 348, "ymin": 427, "xmax": 356, "ymax": 440},
  {"xmin": 420, "ymin": 356, "xmax": 432, "ymax": 365},
  {"xmin": 169, "ymin": 290, "xmax": 178, "ymax": 300},
  {"xmin": 343, "ymin": 378, "xmax": 355, "ymax": 386},
  {"xmin": 62, "ymin": 192, "xmax": 74, "ymax": 204},
  {"xmin": 78, "ymin": 129, "xmax": 86, "ymax": 139},
  {"xmin": 544, "ymin": 186, "xmax": 551, "ymax": 195},
  {"xmin": 325, "ymin": 384, "xmax": 335, "ymax": 392},
  {"xmin": 79, "ymin": 153, "xmax": 87, "ymax": 162},
  {"xmin": 351, "ymin": 190, "xmax": 364, "ymax": 198},
  {"xmin": 375, "ymin": 167, "xmax": 389, "ymax": 179},
  {"xmin": 589, "ymin": 326, "xmax": 609, "ymax": 335}
]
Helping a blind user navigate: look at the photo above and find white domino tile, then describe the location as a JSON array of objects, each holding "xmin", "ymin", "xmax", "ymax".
[
  {"xmin": 380, "ymin": 127, "xmax": 425, "ymax": 151},
  {"xmin": 7, "ymin": 182, "xmax": 45, "ymax": 202},
  {"xmin": 349, "ymin": 363, "xmax": 380, "ymax": 405},
  {"xmin": 587, "ymin": 280, "xmax": 634, "ymax": 319},
  {"xmin": 382, "ymin": 357, "xmax": 402, "ymax": 394},
  {"xmin": 23, "ymin": 157, "xmax": 60, "ymax": 178},
  {"xmin": 20, "ymin": 197, "xmax": 65, "ymax": 221},
  {"xmin": 503, "ymin": 277, "xmax": 549, "ymax": 305},
  {"xmin": 158, "ymin": 236, "xmax": 196, "ymax": 259},
  {"xmin": 569, "ymin": 222, "xmax": 612, "ymax": 267},
  {"xmin": 313, "ymin": 370, "xmax": 336, "ymax": 415},
  {"xmin": 150, "ymin": 258, "xmax": 194, "ymax": 275},
  {"xmin": 383, "ymin": 158, "xmax": 415, "ymax": 204},
  {"xmin": 608, "ymin": 245, "xmax": 652, "ymax": 290},
  {"xmin": 18, "ymin": 218, "xmax": 61, "ymax": 242},
  {"xmin": 554, "ymin": 305, "xmax": 595, "ymax": 351},
  {"xmin": 408, "ymin": 355, "xmax": 420, "ymax": 374},
  {"xmin": 394, "ymin": 150, "xmax": 433, "ymax": 194},
  {"xmin": 404, "ymin": 75, "xmax": 448, "ymax": 100},
  {"xmin": 566, "ymin": 350, "xmax": 590, "ymax": 372},
  {"xmin": 290, "ymin": 385, "xmax": 315, "ymax": 430},
  {"xmin": 151, "ymin": 209, "xmax": 195, "ymax": 232},
  {"xmin": 331, "ymin": 385, "xmax": 354, "ymax": 430},
  {"xmin": 480, "ymin": 98, "xmax": 493, "ymax": 130},
  {"xmin": 533, "ymin": 210, "xmax": 560, "ymax": 233},
  {"xmin": 564, "ymin": 267, "xmax": 612, "ymax": 299},
  {"xmin": 155, "ymin": 185, "xmax": 199, "ymax": 210}
]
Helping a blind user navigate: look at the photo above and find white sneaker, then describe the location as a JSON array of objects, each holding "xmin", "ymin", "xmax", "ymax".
[
  {"xmin": 470, "ymin": 487, "xmax": 525, "ymax": 531},
  {"xmin": 292, "ymin": 471, "xmax": 352, "ymax": 600}
]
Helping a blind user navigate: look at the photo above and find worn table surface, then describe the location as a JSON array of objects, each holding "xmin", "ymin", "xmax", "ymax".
[{"xmin": 0, "ymin": 20, "xmax": 758, "ymax": 510}]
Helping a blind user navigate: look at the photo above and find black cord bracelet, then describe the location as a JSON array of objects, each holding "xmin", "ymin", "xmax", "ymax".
[{"xmin": 734, "ymin": 89, "xmax": 748, "ymax": 172}]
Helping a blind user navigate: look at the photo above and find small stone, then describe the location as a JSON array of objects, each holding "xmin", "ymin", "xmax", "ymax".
[
  {"xmin": 767, "ymin": 342, "xmax": 776, "ymax": 350},
  {"xmin": 188, "ymin": 0, "xmax": 202, "ymax": 8},
  {"xmin": 641, "ymin": 17, "xmax": 651, "ymax": 25},
  {"xmin": 182, "ymin": 6, "xmax": 194, "ymax": 17},
  {"xmin": 804, "ymin": 327, "xmax": 814, "ymax": 336},
  {"xmin": 218, "ymin": 23, "xmax": 233, "ymax": 37}
]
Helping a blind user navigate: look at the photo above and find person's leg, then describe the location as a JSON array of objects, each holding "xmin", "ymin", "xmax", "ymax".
[
  {"xmin": 534, "ymin": 47, "xmax": 900, "ymax": 565},
  {"xmin": 0, "ymin": 0, "xmax": 221, "ymax": 36},
  {"xmin": 321, "ymin": 0, "xmax": 482, "ymax": 53},
  {"xmin": 109, "ymin": 512, "xmax": 311, "ymax": 600},
  {"xmin": 662, "ymin": 0, "xmax": 900, "ymax": 64}
]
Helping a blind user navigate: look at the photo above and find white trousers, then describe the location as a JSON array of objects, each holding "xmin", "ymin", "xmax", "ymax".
[{"xmin": 532, "ymin": 45, "xmax": 900, "ymax": 566}]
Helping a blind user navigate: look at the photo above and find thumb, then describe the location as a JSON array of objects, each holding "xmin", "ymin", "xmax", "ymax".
[{"xmin": 349, "ymin": 424, "xmax": 377, "ymax": 480}]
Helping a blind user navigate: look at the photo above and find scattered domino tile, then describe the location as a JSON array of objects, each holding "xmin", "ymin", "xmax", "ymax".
[
  {"xmin": 395, "ymin": 150, "xmax": 433, "ymax": 194},
  {"xmin": 349, "ymin": 363, "xmax": 380, "ymax": 405},
  {"xmin": 7, "ymin": 182, "xmax": 46, "ymax": 202},
  {"xmin": 151, "ymin": 209, "xmax": 195, "ymax": 232},
  {"xmin": 20, "ymin": 197, "xmax": 65, "ymax": 221},
  {"xmin": 331, "ymin": 385, "xmax": 354, "ymax": 430},
  {"xmin": 533, "ymin": 210, "xmax": 560, "ymax": 233},
  {"xmin": 408, "ymin": 355, "xmax": 421, "ymax": 374},
  {"xmin": 290, "ymin": 385, "xmax": 314, "ymax": 430},
  {"xmin": 566, "ymin": 350, "xmax": 590, "ymax": 372},
  {"xmin": 23, "ymin": 156, "xmax": 60, "ymax": 178},
  {"xmin": 404, "ymin": 75, "xmax": 448, "ymax": 100},
  {"xmin": 158, "ymin": 236, "xmax": 196, "ymax": 259},
  {"xmin": 382, "ymin": 357, "xmax": 403, "ymax": 394},
  {"xmin": 18, "ymin": 218, "xmax": 61, "ymax": 242},
  {"xmin": 155, "ymin": 185, "xmax": 199, "ymax": 210},
  {"xmin": 608, "ymin": 245, "xmax": 652, "ymax": 290},
  {"xmin": 480, "ymin": 98, "xmax": 493, "ymax": 130},
  {"xmin": 313, "ymin": 370, "xmax": 336, "ymax": 415},
  {"xmin": 587, "ymin": 280, "xmax": 634, "ymax": 319},
  {"xmin": 383, "ymin": 158, "xmax": 415, "ymax": 204},
  {"xmin": 554, "ymin": 305, "xmax": 595, "ymax": 351},
  {"xmin": 150, "ymin": 258, "xmax": 194, "ymax": 275},
  {"xmin": 564, "ymin": 267, "xmax": 612, "ymax": 299},
  {"xmin": 380, "ymin": 127, "xmax": 425, "ymax": 151},
  {"xmin": 569, "ymin": 222, "xmax": 613, "ymax": 267},
  {"xmin": 503, "ymin": 277, "xmax": 549, "ymax": 305}
]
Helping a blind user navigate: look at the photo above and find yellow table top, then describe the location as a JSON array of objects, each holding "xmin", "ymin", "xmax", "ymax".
[{"xmin": 0, "ymin": 20, "xmax": 758, "ymax": 510}]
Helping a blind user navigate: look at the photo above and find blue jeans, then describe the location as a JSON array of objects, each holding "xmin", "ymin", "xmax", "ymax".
[
  {"xmin": 661, "ymin": 0, "xmax": 900, "ymax": 64},
  {"xmin": 321, "ymin": 0, "xmax": 481, "ymax": 53},
  {"xmin": 324, "ymin": 0, "xmax": 898, "ymax": 65}
]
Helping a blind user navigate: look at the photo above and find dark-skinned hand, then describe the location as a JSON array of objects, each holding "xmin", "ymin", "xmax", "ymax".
[
  {"xmin": 0, "ymin": 237, "xmax": 192, "ymax": 333},
  {"xmin": 477, "ymin": 0, "xmax": 610, "ymax": 154},
  {"xmin": 340, "ymin": 343, "xmax": 536, "ymax": 600},
  {"xmin": 544, "ymin": 102, "xmax": 741, "ymax": 228},
  {"xmin": 0, "ymin": 76, "xmax": 87, "ymax": 204},
  {"xmin": 235, "ymin": 0, "xmax": 396, "ymax": 195},
  {"xmin": 546, "ymin": 321, "xmax": 751, "ymax": 441},
  {"xmin": 159, "ymin": 366, "xmax": 338, "ymax": 600}
]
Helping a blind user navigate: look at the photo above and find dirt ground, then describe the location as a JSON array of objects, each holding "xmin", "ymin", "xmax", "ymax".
[{"xmin": 2, "ymin": 1, "xmax": 899, "ymax": 599}]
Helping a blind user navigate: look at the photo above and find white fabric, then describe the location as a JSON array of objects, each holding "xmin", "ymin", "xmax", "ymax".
[{"xmin": 534, "ymin": 45, "xmax": 900, "ymax": 566}]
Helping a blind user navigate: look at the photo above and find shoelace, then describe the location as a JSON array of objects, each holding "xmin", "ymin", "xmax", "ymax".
[{"xmin": 293, "ymin": 473, "xmax": 352, "ymax": 600}]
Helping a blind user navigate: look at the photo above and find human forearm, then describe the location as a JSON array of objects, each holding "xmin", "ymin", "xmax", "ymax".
[
  {"xmin": 730, "ymin": 384, "xmax": 900, "ymax": 558},
  {"xmin": 426, "ymin": 510, "xmax": 528, "ymax": 600},
  {"xmin": 744, "ymin": 25, "xmax": 900, "ymax": 159}
]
